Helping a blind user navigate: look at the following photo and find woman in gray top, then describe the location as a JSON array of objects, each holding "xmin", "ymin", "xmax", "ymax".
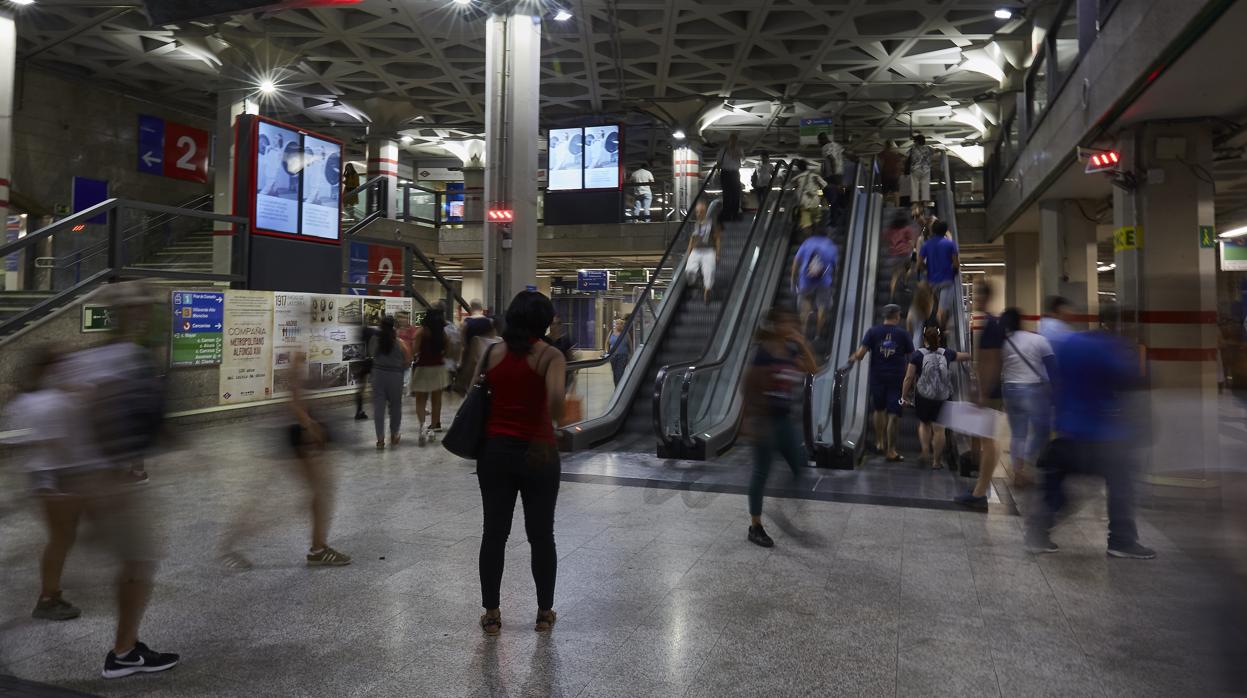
[{"xmin": 370, "ymin": 316, "xmax": 413, "ymax": 449}]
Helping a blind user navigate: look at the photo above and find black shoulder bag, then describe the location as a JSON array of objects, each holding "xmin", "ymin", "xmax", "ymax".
[{"xmin": 443, "ymin": 342, "xmax": 498, "ymax": 460}]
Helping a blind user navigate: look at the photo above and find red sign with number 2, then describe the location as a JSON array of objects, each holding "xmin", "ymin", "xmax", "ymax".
[{"xmin": 163, "ymin": 121, "xmax": 210, "ymax": 184}]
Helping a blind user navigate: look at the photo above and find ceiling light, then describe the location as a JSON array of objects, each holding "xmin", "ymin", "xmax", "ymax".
[
  {"xmin": 453, "ymin": 0, "xmax": 471, "ymax": 5},
  {"xmin": 1219, "ymin": 226, "xmax": 1247, "ymax": 239},
  {"xmin": 553, "ymin": 9, "xmax": 572, "ymax": 21},
  {"xmin": 994, "ymin": 8, "xmax": 1013, "ymax": 20},
  {"xmin": 1097, "ymin": 263, "xmax": 1117, "ymax": 272},
  {"xmin": 10, "ymin": 0, "xmax": 35, "ymax": 5},
  {"xmin": 672, "ymin": 129, "xmax": 686, "ymax": 140},
  {"xmin": 400, "ymin": 135, "xmax": 414, "ymax": 144},
  {"xmin": 258, "ymin": 78, "xmax": 277, "ymax": 95}
]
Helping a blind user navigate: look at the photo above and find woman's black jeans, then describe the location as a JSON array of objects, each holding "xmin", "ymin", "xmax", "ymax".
[{"xmin": 477, "ymin": 436, "xmax": 561, "ymax": 611}]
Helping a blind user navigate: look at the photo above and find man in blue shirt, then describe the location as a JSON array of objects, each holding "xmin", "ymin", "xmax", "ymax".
[
  {"xmin": 791, "ymin": 228, "xmax": 839, "ymax": 340},
  {"xmin": 1024, "ymin": 305, "xmax": 1154, "ymax": 559},
  {"xmin": 848, "ymin": 304, "xmax": 914, "ymax": 461},
  {"xmin": 919, "ymin": 221, "xmax": 960, "ymax": 328}
]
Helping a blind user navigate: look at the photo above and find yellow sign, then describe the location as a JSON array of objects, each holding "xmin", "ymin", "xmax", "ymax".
[{"xmin": 1114, "ymin": 225, "xmax": 1142, "ymax": 252}]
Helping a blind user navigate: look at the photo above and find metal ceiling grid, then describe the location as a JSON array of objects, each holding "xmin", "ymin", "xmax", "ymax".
[{"xmin": 14, "ymin": 0, "xmax": 1013, "ymax": 162}]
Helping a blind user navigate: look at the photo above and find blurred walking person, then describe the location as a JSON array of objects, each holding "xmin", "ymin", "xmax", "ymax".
[
  {"xmin": 744, "ymin": 309, "xmax": 817, "ymax": 547},
  {"xmin": 1039, "ymin": 295, "xmax": 1076, "ymax": 350},
  {"xmin": 882, "ymin": 211, "xmax": 915, "ymax": 302},
  {"xmin": 1024, "ymin": 305, "xmax": 1155, "ymax": 559},
  {"xmin": 918, "ymin": 220, "xmax": 960, "ymax": 328},
  {"xmin": 607, "ymin": 318, "xmax": 632, "ymax": 386},
  {"xmin": 791, "ymin": 225, "xmax": 838, "ymax": 340},
  {"xmin": 902, "ymin": 326, "xmax": 970, "ymax": 469},
  {"xmin": 817, "ymin": 132, "xmax": 845, "ymax": 226},
  {"xmin": 410, "ymin": 309, "xmax": 448, "ymax": 446},
  {"xmin": 751, "ymin": 150, "xmax": 775, "ymax": 207},
  {"xmin": 848, "ymin": 303, "xmax": 915, "ymax": 461},
  {"xmin": 454, "ymin": 300, "xmax": 497, "ymax": 396},
  {"xmin": 791, "ymin": 159, "xmax": 828, "ymax": 238},
  {"xmin": 906, "ymin": 134, "xmax": 936, "ymax": 209},
  {"xmin": 686, "ymin": 198, "xmax": 721, "ymax": 304},
  {"xmin": 370, "ymin": 316, "xmax": 412, "ymax": 449},
  {"xmin": 955, "ymin": 280, "xmax": 1005, "ymax": 508},
  {"xmin": 477, "ymin": 291, "xmax": 566, "ymax": 635},
  {"xmin": 221, "ymin": 352, "xmax": 351, "ymax": 569},
  {"xmin": 44, "ymin": 282, "xmax": 178, "ymax": 679},
  {"xmin": 3, "ymin": 347, "xmax": 82, "ymax": 621},
  {"xmin": 1000, "ymin": 308, "xmax": 1056, "ymax": 487}
]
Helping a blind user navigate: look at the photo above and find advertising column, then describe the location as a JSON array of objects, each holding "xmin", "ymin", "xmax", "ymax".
[
  {"xmin": 672, "ymin": 145, "xmax": 701, "ymax": 216},
  {"xmin": 219, "ymin": 290, "xmax": 274, "ymax": 405}
]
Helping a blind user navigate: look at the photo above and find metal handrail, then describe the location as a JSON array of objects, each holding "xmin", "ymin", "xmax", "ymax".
[
  {"xmin": 33, "ymin": 193, "xmax": 215, "ymax": 269},
  {"xmin": 663, "ymin": 161, "xmax": 796, "ymax": 448},
  {"xmin": 804, "ymin": 156, "xmax": 876, "ymax": 457},
  {"xmin": 560, "ymin": 163, "xmax": 723, "ymax": 378},
  {"xmin": 342, "ymin": 232, "xmax": 470, "ymax": 314},
  {"xmin": 344, "ymin": 175, "xmax": 388, "ymax": 202}
]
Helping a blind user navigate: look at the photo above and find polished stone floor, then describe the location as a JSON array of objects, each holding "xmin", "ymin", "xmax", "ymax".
[{"xmin": 0, "ymin": 402, "xmax": 1237, "ymax": 697}]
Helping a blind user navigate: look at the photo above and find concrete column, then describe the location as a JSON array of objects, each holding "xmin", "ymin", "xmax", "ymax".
[
  {"xmin": 366, "ymin": 138, "xmax": 399, "ymax": 219},
  {"xmin": 462, "ymin": 166, "xmax": 484, "ymax": 223},
  {"xmin": 213, "ymin": 92, "xmax": 257, "ymax": 275},
  {"xmin": 1004, "ymin": 231, "xmax": 1040, "ymax": 326},
  {"xmin": 1113, "ymin": 122, "xmax": 1218, "ymax": 485},
  {"xmin": 672, "ymin": 144, "xmax": 701, "ymax": 216},
  {"xmin": 0, "ymin": 13, "xmax": 15, "ymax": 290},
  {"xmin": 1038, "ymin": 199, "xmax": 1099, "ymax": 325},
  {"xmin": 483, "ymin": 12, "xmax": 540, "ymax": 311}
]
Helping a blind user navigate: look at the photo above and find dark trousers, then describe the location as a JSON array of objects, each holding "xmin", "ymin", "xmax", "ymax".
[
  {"xmin": 610, "ymin": 354, "xmax": 628, "ymax": 386},
  {"xmin": 721, "ymin": 170, "xmax": 742, "ymax": 221},
  {"xmin": 749, "ymin": 415, "xmax": 805, "ymax": 516},
  {"xmin": 1028, "ymin": 437, "xmax": 1139, "ymax": 548},
  {"xmin": 477, "ymin": 436, "xmax": 561, "ymax": 610}
]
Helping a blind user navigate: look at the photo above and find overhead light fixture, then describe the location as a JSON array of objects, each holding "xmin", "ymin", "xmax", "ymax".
[
  {"xmin": 453, "ymin": 0, "xmax": 471, "ymax": 5},
  {"xmin": 994, "ymin": 8, "xmax": 1013, "ymax": 20},
  {"xmin": 553, "ymin": 9, "xmax": 572, "ymax": 21},
  {"xmin": 1097, "ymin": 263, "xmax": 1117, "ymax": 272},
  {"xmin": 10, "ymin": 0, "xmax": 35, "ymax": 5},
  {"xmin": 672, "ymin": 129, "xmax": 686, "ymax": 140},
  {"xmin": 258, "ymin": 78, "xmax": 277, "ymax": 95},
  {"xmin": 400, "ymin": 135, "xmax": 414, "ymax": 144},
  {"xmin": 1219, "ymin": 226, "xmax": 1247, "ymax": 239}
]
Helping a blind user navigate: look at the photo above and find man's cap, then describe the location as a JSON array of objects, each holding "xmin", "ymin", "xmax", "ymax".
[{"xmin": 882, "ymin": 303, "xmax": 902, "ymax": 315}]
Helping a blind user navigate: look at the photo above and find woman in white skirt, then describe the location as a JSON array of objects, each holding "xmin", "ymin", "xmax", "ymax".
[{"xmin": 409, "ymin": 309, "xmax": 448, "ymax": 446}]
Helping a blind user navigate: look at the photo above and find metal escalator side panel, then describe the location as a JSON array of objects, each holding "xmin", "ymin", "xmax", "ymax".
[{"xmin": 840, "ymin": 191, "xmax": 884, "ymax": 458}]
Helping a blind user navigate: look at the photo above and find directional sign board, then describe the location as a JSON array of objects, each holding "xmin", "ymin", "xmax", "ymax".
[
  {"xmin": 171, "ymin": 291, "xmax": 225, "ymax": 366},
  {"xmin": 577, "ymin": 270, "xmax": 608, "ymax": 292},
  {"xmin": 138, "ymin": 115, "xmax": 211, "ymax": 184}
]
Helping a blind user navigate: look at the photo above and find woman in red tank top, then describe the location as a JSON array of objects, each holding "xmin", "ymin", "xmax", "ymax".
[{"xmin": 476, "ymin": 291, "xmax": 566, "ymax": 636}]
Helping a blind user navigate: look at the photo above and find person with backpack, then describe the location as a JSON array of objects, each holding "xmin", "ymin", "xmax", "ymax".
[
  {"xmin": 999, "ymin": 308, "xmax": 1057, "ymax": 487},
  {"xmin": 791, "ymin": 226, "xmax": 838, "ymax": 340},
  {"xmin": 685, "ymin": 198, "xmax": 721, "ymax": 303},
  {"xmin": 906, "ymin": 134, "xmax": 937, "ymax": 210},
  {"xmin": 751, "ymin": 150, "xmax": 775, "ymax": 207},
  {"xmin": 817, "ymin": 132, "xmax": 845, "ymax": 227},
  {"xmin": 902, "ymin": 326, "xmax": 970, "ymax": 469},
  {"xmin": 43, "ymin": 281, "xmax": 179, "ymax": 679},
  {"xmin": 847, "ymin": 303, "xmax": 915, "ymax": 462},
  {"xmin": 791, "ymin": 159, "xmax": 828, "ymax": 238}
]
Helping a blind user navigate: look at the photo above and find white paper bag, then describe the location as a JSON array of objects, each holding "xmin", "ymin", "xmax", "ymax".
[{"xmin": 938, "ymin": 401, "xmax": 1000, "ymax": 438}]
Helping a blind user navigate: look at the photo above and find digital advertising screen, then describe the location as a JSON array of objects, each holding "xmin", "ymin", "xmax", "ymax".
[
  {"xmin": 300, "ymin": 134, "xmax": 342, "ymax": 240},
  {"xmin": 254, "ymin": 120, "xmax": 301, "ymax": 235},
  {"xmin": 246, "ymin": 116, "xmax": 344, "ymax": 244},
  {"xmin": 583, "ymin": 125, "xmax": 621, "ymax": 189},
  {"xmin": 548, "ymin": 127, "xmax": 583, "ymax": 191}
]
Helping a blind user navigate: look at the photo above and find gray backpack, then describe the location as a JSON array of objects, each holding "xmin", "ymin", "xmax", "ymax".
[{"xmin": 915, "ymin": 348, "xmax": 952, "ymax": 400}]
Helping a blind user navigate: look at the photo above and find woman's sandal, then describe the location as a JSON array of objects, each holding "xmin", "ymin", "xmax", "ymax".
[
  {"xmin": 480, "ymin": 611, "xmax": 502, "ymax": 636},
  {"xmin": 376, "ymin": 440, "xmax": 385, "ymax": 450},
  {"xmin": 535, "ymin": 609, "xmax": 557, "ymax": 632},
  {"xmin": 391, "ymin": 434, "xmax": 401, "ymax": 447}
]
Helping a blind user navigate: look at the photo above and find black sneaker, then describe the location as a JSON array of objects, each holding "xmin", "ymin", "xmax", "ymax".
[
  {"xmin": 32, "ymin": 594, "xmax": 81, "ymax": 621},
  {"xmin": 354, "ymin": 411, "xmax": 369, "ymax": 421},
  {"xmin": 747, "ymin": 525, "xmax": 774, "ymax": 548},
  {"xmin": 1107, "ymin": 542, "xmax": 1156, "ymax": 560},
  {"xmin": 1024, "ymin": 531, "xmax": 1059, "ymax": 554},
  {"xmin": 102, "ymin": 641, "xmax": 179, "ymax": 679}
]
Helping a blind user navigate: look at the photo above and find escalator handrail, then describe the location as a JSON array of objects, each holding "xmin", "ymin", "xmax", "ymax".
[
  {"xmin": 651, "ymin": 162, "xmax": 786, "ymax": 446},
  {"xmin": 667, "ymin": 161, "xmax": 797, "ymax": 446},
  {"xmin": 563, "ymin": 163, "xmax": 723, "ymax": 376},
  {"xmin": 802, "ymin": 156, "xmax": 876, "ymax": 454}
]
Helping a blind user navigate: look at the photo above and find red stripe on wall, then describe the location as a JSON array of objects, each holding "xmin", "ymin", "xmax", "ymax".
[
  {"xmin": 1068, "ymin": 313, "xmax": 1099, "ymax": 323},
  {"xmin": 1147, "ymin": 347, "xmax": 1218, "ymax": 362},
  {"xmin": 0, "ymin": 178, "xmax": 10, "ymax": 187},
  {"xmin": 367, "ymin": 158, "xmax": 400, "ymax": 165},
  {"xmin": 1139, "ymin": 310, "xmax": 1218, "ymax": 325}
]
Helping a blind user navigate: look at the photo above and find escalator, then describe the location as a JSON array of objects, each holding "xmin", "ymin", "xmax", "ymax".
[{"xmin": 557, "ymin": 164, "xmax": 772, "ymax": 454}]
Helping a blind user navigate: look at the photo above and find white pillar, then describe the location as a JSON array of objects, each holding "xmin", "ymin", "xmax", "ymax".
[
  {"xmin": 672, "ymin": 144, "xmax": 701, "ymax": 216},
  {"xmin": 483, "ymin": 12, "xmax": 540, "ymax": 311},
  {"xmin": 366, "ymin": 137, "xmax": 400, "ymax": 219},
  {"xmin": 213, "ymin": 92, "xmax": 257, "ymax": 275},
  {"xmin": 0, "ymin": 12, "xmax": 16, "ymax": 290},
  {"xmin": 1004, "ymin": 231, "xmax": 1040, "ymax": 327},
  {"xmin": 1039, "ymin": 199, "xmax": 1099, "ymax": 327}
]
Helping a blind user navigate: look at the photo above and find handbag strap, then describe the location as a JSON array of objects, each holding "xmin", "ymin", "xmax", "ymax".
[{"xmin": 1004, "ymin": 333, "xmax": 1046, "ymax": 384}]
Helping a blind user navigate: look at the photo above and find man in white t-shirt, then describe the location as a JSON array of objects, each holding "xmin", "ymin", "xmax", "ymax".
[
  {"xmin": 630, "ymin": 161, "xmax": 655, "ymax": 222},
  {"xmin": 1000, "ymin": 308, "xmax": 1058, "ymax": 485}
]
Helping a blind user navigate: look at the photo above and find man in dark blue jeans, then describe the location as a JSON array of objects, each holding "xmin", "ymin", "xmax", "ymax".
[
  {"xmin": 849, "ymin": 304, "xmax": 914, "ymax": 462},
  {"xmin": 1024, "ymin": 305, "xmax": 1155, "ymax": 559}
]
